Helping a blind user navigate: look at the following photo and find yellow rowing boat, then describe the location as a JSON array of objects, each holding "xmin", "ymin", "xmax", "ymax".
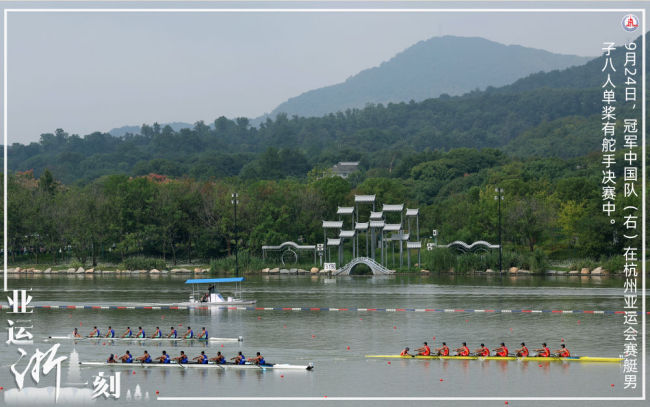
[{"xmin": 365, "ymin": 355, "xmax": 622, "ymax": 363}]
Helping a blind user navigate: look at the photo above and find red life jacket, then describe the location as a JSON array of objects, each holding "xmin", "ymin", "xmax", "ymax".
[
  {"xmin": 496, "ymin": 347, "xmax": 508, "ymax": 357},
  {"xmin": 440, "ymin": 346, "xmax": 449, "ymax": 356},
  {"xmin": 459, "ymin": 346, "xmax": 469, "ymax": 356},
  {"xmin": 519, "ymin": 347, "xmax": 529, "ymax": 357},
  {"xmin": 559, "ymin": 348, "xmax": 570, "ymax": 357},
  {"xmin": 422, "ymin": 345, "xmax": 431, "ymax": 356},
  {"xmin": 539, "ymin": 347, "xmax": 550, "ymax": 357},
  {"xmin": 478, "ymin": 347, "xmax": 490, "ymax": 357}
]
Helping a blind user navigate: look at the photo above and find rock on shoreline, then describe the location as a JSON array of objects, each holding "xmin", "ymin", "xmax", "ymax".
[{"xmin": 5, "ymin": 267, "xmax": 209, "ymax": 275}]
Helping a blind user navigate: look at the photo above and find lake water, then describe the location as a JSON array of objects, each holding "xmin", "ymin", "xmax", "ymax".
[{"xmin": 1, "ymin": 274, "xmax": 646, "ymax": 406}]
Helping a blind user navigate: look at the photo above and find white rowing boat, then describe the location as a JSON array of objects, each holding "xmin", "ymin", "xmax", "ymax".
[
  {"xmin": 79, "ymin": 361, "xmax": 314, "ymax": 370},
  {"xmin": 46, "ymin": 335, "xmax": 243, "ymax": 342}
]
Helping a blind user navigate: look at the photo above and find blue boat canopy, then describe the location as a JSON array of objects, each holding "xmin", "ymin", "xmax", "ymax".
[{"xmin": 185, "ymin": 277, "xmax": 245, "ymax": 284}]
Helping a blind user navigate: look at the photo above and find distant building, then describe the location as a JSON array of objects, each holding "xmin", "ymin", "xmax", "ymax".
[{"xmin": 331, "ymin": 161, "xmax": 359, "ymax": 179}]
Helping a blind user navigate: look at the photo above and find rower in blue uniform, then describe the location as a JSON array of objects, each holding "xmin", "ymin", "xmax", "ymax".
[
  {"xmin": 193, "ymin": 351, "xmax": 209, "ymax": 364},
  {"xmin": 172, "ymin": 351, "xmax": 188, "ymax": 364},
  {"xmin": 198, "ymin": 327, "xmax": 208, "ymax": 340},
  {"xmin": 121, "ymin": 327, "xmax": 132, "ymax": 338},
  {"xmin": 105, "ymin": 326, "xmax": 115, "ymax": 338},
  {"xmin": 210, "ymin": 351, "xmax": 226, "ymax": 364},
  {"xmin": 183, "ymin": 326, "xmax": 194, "ymax": 339},
  {"xmin": 155, "ymin": 350, "xmax": 171, "ymax": 363},
  {"xmin": 119, "ymin": 350, "xmax": 133, "ymax": 363},
  {"xmin": 136, "ymin": 350, "xmax": 152, "ymax": 363},
  {"xmin": 136, "ymin": 327, "xmax": 146, "ymax": 338},
  {"xmin": 107, "ymin": 354, "xmax": 116, "ymax": 363},
  {"xmin": 89, "ymin": 326, "xmax": 101, "ymax": 337},
  {"xmin": 151, "ymin": 326, "xmax": 162, "ymax": 338},
  {"xmin": 248, "ymin": 352, "xmax": 265, "ymax": 366},
  {"xmin": 167, "ymin": 327, "xmax": 177, "ymax": 338},
  {"xmin": 232, "ymin": 351, "xmax": 246, "ymax": 365}
]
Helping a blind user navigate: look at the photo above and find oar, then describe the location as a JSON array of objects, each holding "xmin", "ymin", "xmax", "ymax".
[{"xmin": 171, "ymin": 359, "xmax": 187, "ymax": 369}]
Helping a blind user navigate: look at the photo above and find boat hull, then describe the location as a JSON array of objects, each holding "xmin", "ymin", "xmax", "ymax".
[
  {"xmin": 365, "ymin": 355, "xmax": 622, "ymax": 363},
  {"xmin": 46, "ymin": 336, "xmax": 243, "ymax": 342},
  {"xmin": 176, "ymin": 300, "xmax": 256, "ymax": 306},
  {"xmin": 79, "ymin": 361, "xmax": 313, "ymax": 370}
]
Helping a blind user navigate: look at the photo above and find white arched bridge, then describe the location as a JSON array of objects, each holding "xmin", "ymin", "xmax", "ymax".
[{"xmin": 333, "ymin": 257, "xmax": 395, "ymax": 276}]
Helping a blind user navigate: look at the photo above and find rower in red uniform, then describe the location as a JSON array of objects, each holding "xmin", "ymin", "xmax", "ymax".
[
  {"xmin": 400, "ymin": 347, "xmax": 411, "ymax": 356},
  {"xmin": 494, "ymin": 342, "xmax": 509, "ymax": 357},
  {"xmin": 415, "ymin": 342, "xmax": 431, "ymax": 356},
  {"xmin": 535, "ymin": 342, "xmax": 551, "ymax": 357},
  {"xmin": 435, "ymin": 342, "xmax": 450, "ymax": 356},
  {"xmin": 455, "ymin": 342, "xmax": 470, "ymax": 356},
  {"xmin": 474, "ymin": 343, "xmax": 490, "ymax": 357},
  {"xmin": 515, "ymin": 342, "xmax": 529, "ymax": 357},
  {"xmin": 554, "ymin": 344, "xmax": 570, "ymax": 357}
]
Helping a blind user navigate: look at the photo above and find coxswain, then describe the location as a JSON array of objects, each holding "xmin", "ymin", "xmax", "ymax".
[
  {"xmin": 494, "ymin": 342, "xmax": 509, "ymax": 357},
  {"xmin": 515, "ymin": 342, "xmax": 529, "ymax": 357},
  {"xmin": 455, "ymin": 342, "xmax": 470, "ymax": 356},
  {"xmin": 89, "ymin": 326, "xmax": 101, "ymax": 338},
  {"xmin": 107, "ymin": 354, "xmax": 116, "ymax": 363},
  {"xmin": 183, "ymin": 326, "xmax": 194, "ymax": 339},
  {"xmin": 415, "ymin": 342, "xmax": 431, "ymax": 356},
  {"xmin": 172, "ymin": 351, "xmax": 188, "ymax": 364},
  {"xmin": 198, "ymin": 327, "xmax": 208, "ymax": 340},
  {"xmin": 136, "ymin": 327, "xmax": 146, "ymax": 338},
  {"xmin": 167, "ymin": 326, "xmax": 177, "ymax": 338},
  {"xmin": 209, "ymin": 351, "xmax": 226, "ymax": 364},
  {"xmin": 535, "ymin": 343, "xmax": 551, "ymax": 357},
  {"xmin": 474, "ymin": 343, "xmax": 490, "ymax": 357},
  {"xmin": 231, "ymin": 351, "xmax": 246, "ymax": 365},
  {"xmin": 72, "ymin": 328, "xmax": 82, "ymax": 338},
  {"xmin": 151, "ymin": 326, "xmax": 162, "ymax": 338},
  {"xmin": 136, "ymin": 350, "xmax": 152, "ymax": 363},
  {"xmin": 193, "ymin": 351, "xmax": 209, "ymax": 364},
  {"xmin": 435, "ymin": 342, "xmax": 450, "ymax": 356},
  {"xmin": 105, "ymin": 326, "xmax": 115, "ymax": 338},
  {"xmin": 156, "ymin": 350, "xmax": 171, "ymax": 364},
  {"xmin": 118, "ymin": 350, "xmax": 133, "ymax": 363},
  {"xmin": 554, "ymin": 344, "xmax": 570, "ymax": 357},
  {"xmin": 248, "ymin": 352, "xmax": 265, "ymax": 365},
  {"xmin": 400, "ymin": 347, "xmax": 412, "ymax": 356},
  {"xmin": 121, "ymin": 327, "xmax": 132, "ymax": 338}
]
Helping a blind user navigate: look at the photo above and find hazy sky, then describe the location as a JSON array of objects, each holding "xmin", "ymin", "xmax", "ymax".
[{"xmin": 4, "ymin": 3, "xmax": 646, "ymax": 144}]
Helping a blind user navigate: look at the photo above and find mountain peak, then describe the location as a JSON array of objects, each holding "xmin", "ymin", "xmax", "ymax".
[{"xmin": 269, "ymin": 36, "xmax": 591, "ymax": 118}]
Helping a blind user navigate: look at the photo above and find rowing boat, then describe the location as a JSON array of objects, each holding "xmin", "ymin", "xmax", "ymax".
[
  {"xmin": 46, "ymin": 335, "xmax": 243, "ymax": 342},
  {"xmin": 79, "ymin": 361, "xmax": 314, "ymax": 370},
  {"xmin": 365, "ymin": 355, "xmax": 622, "ymax": 363}
]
